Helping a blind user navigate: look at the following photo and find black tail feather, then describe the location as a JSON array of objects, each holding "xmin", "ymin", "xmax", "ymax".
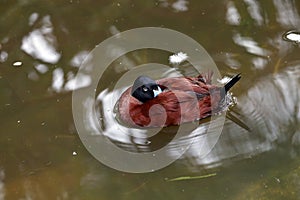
[{"xmin": 224, "ymin": 74, "xmax": 241, "ymax": 92}]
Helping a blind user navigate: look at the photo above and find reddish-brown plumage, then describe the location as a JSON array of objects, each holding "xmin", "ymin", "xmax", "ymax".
[{"xmin": 117, "ymin": 73, "xmax": 240, "ymax": 127}]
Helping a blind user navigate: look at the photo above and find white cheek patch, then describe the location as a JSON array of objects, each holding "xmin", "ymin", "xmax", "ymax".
[{"xmin": 153, "ymin": 86, "xmax": 162, "ymax": 97}]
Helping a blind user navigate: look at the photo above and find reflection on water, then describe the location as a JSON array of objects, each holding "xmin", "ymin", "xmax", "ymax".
[
  {"xmin": 1, "ymin": 0, "xmax": 300, "ymax": 199},
  {"xmin": 96, "ymin": 85, "xmax": 222, "ymax": 154},
  {"xmin": 70, "ymin": 51, "xmax": 90, "ymax": 68},
  {"xmin": 0, "ymin": 51, "xmax": 8, "ymax": 63},
  {"xmin": 226, "ymin": 1, "xmax": 241, "ymax": 26},
  {"xmin": 184, "ymin": 64, "xmax": 300, "ymax": 169},
  {"xmin": 274, "ymin": 0, "xmax": 300, "ymax": 27},
  {"xmin": 233, "ymin": 33, "xmax": 271, "ymax": 57},
  {"xmin": 158, "ymin": 0, "xmax": 189, "ymax": 12},
  {"xmin": 21, "ymin": 15, "xmax": 61, "ymax": 64},
  {"xmin": 0, "ymin": 169, "xmax": 4, "ymax": 200},
  {"xmin": 283, "ymin": 30, "xmax": 300, "ymax": 44},
  {"xmin": 94, "ymin": 63, "xmax": 299, "ymax": 170}
]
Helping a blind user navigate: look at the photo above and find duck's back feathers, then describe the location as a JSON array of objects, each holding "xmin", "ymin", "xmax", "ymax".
[
  {"xmin": 117, "ymin": 73, "xmax": 239, "ymax": 127},
  {"xmin": 119, "ymin": 76, "xmax": 216, "ymax": 127}
]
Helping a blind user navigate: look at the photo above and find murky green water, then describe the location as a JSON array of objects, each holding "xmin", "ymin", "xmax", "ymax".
[{"xmin": 1, "ymin": 0, "xmax": 300, "ymax": 199}]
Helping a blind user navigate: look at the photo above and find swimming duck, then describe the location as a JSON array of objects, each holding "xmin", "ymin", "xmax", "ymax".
[{"xmin": 117, "ymin": 73, "xmax": 241, "ymax": 127}]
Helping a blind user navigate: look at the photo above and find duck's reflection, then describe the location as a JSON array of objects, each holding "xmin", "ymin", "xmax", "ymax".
[{"xmin": 184, "ymin": 64, "xmax": 300, "ymax": 169}]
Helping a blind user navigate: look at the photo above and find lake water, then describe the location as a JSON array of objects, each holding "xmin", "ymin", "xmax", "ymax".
[{"xmin": 0, "ymin": 0, "xmax": 300, "ymax": 199}]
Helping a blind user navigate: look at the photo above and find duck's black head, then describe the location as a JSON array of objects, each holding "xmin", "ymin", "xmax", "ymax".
[{"xmin": 131, "ymin": 76, "xmax": 162, "ymax": 103}]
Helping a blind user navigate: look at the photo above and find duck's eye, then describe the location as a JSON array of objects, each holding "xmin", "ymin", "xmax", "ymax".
[{"xmin": 142, "ymin": 87, "xmax": 148, "ymax": 92}]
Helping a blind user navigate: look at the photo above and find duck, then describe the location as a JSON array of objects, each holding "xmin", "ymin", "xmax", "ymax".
[{"xmin": 117, "ymin": 72, "xmax": 241, "ymax": 127}]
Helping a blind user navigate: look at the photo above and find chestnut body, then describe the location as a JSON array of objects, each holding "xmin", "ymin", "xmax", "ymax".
[{"xmin": 118, "ymin": 73, "xmax": 240, "ymax": 127}]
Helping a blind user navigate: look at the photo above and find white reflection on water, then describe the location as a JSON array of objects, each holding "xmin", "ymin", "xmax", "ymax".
[
  {"xmin": 21, "ymin": 15, "xmax": 61, "ymax": 64},
  {"xmin": 233, "ymin": 33, "xmax": 271, "ymax": 57},
  {"xmin": 34, "ymin": 63, "xmax": 48, "ymax": 74},
  {"xmin": 244, "ymin": 0, "xmax": 263, "ymax": 26},
  {"xmin": 233, "ymin": 33, "xmax": 271, "ymax": 69},
  {"xmin": 96, "ymin": 88, "xmax": 147, "ymax": 144},
  {"xmin": 70, "ymin": 51, "xmax": 89, "ymax": 68},
  {"xmin": 0, "ymin": 51, "xmax": 8, "ymax": 63},
  {"xmin": 182, "ymin": 64, "xmax": 300, "ymax": 169},
  {"xmin": 64, "ymin": 72, "xmax": 91, "ymax": 91},
  {"xmin": 251, "ymin": 57, "xmax": 268, "ymax": 70},
  {"xmin": 52, "ymin": 68, "xmax": 64, "ymax": 92},
  {"xmin": 158, "ymin": 0, "xmax": 189, "ymax": 12},
  {"xmin": 273, "ymin": 0, "xmax": 300, "ymax": 27},
  {"xmin": 214, "ymin": 52, "xmax": 241, "ymax": 70},
  {"xmin": 225, "ymin": 0, "xmax": 300, "ymax": 71},
  {"xmin": 83, "ymin": 97, "xmax": 102, "ymax": 136},
  {"xmin": 0, "ymin": 169, "xmax": 5, "ymax": 200},
  {"xmin": 172, "ymin": 0, "xmax": 189, "ymax": 12},
  {"xmin": 227, "ymin": 0, "xmax": 300, "ymax": 28},
  {"xmin": 226, "ymin": 1, "xmax": 240, "ymax": 25},
  {"xmin": 51, "ymin": 68, "xmax": 91, "ymax": 92},
  {"xmin": 28, "ymin": 12, "xmax": 39, "ymax": 26}
]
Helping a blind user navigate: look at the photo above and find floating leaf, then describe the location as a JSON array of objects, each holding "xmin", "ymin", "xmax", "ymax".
[{"xmin": 166, "ymin": 173, "xmax": 217, "ymax": 182}]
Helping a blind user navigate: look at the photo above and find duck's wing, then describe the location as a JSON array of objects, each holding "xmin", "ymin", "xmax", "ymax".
[
  {"xmin": 157, "ymin": 77, "xmax": 211, "ymax": 95},
  {"xmin": 144, "ymin": 90, "xmax": 212, "ymax": 126}
]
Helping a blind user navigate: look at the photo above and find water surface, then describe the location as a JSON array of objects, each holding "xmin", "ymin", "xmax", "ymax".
[{"xmin": 0, "ymin": 0, "xmax": 300, "ymax": 199}]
